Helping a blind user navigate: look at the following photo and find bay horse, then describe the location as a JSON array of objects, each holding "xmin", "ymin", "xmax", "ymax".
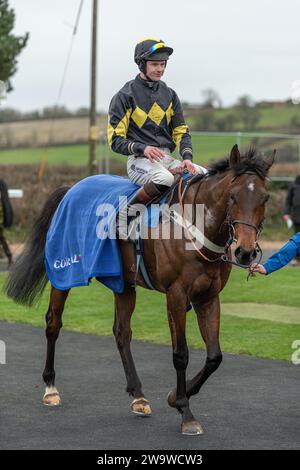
[{"xmin": 5, "ymin": 145, "xmax": 274, "ymax": 435}]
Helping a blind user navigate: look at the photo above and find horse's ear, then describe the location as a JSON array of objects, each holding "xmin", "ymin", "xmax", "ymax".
[
  {"xmin": 229, "ymin": 144, "xmax": 240, "ymax": 167},
  {"xmin": 263, "ymin": 149, "xmax": 276, "ymax": 172}
]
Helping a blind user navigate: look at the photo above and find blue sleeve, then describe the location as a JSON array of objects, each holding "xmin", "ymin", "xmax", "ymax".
[{"xmin": 262, "ymin": 233, "xmax": 300, "ymax": 274}]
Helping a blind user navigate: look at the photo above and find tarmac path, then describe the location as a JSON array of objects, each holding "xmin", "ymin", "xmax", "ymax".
[{"xmin": 0, "ymin": 321, "xmax": 299, "ymax": 450}]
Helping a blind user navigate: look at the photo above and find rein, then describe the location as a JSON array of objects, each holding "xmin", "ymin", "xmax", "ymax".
[{"xmin": 177, "ymin": 173, "xmax": 264, "ymax": 273}]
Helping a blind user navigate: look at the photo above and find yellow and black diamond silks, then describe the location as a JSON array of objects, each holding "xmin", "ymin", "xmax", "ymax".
[{"xmin": 107, "ymin": 75, "xmax": 192, "ymax": 159}]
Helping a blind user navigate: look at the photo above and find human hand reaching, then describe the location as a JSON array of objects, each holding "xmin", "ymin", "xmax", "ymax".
[
  {"xmin": 180, "ymin": 159, "xmax": 196, "ymax": 175},
  {"xmin": 248, "ymin": 263, "xmax": 267, "ymax": 276}
]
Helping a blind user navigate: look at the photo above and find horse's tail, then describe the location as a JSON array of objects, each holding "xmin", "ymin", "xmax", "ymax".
[
  {"xmin": 5, "ymin": 186, "xmax": 70, "ymax": 307},
  {"xmin": 0, "ymin": 179, "xmax": 13, "ymax": 228}
]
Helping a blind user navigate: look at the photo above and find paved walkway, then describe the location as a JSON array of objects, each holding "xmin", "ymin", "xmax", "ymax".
[{"xmin": 0, "ymin": 321, "xmax": 299, "ymax": 450}]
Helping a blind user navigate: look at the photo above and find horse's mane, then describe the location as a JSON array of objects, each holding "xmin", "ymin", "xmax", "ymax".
[{"xmin": 207, "ymin": 147, "xmax": 268, "ymax": 179}]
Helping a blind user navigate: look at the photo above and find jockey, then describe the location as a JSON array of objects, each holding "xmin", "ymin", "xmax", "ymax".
[{"xmin": 107, "ymin": 37, "xmax": 207, "ymax": 211}]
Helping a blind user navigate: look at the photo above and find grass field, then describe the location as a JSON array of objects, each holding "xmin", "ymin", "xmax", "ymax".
[
  {"xmin": 0, "ymin": 134, "xmax": 254, "ymax": 167},
  {"xmin": 210, "ymin": 105, "xmax": 300, "ymax": 130},
  {"xmin": 0, "ymin": 268, "xmax": 299, "ymax": 362},
  {"xmin": 0, "ymin": 144, "xmax": 95, "ymax": 166}
]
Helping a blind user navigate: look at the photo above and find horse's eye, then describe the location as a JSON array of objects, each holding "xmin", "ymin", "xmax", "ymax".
[
  {"xmin": 263, "ymin": 194, "xmax": 270, "ymax": 203},
  {"xmin": 230, "ymin": 193, "xmax": 236, "ymax": 201}
]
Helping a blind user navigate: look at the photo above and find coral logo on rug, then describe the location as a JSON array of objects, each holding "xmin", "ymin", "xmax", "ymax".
[{"xmin": 54, "ymin": 254, "xmax": 82, "ymax": 269}]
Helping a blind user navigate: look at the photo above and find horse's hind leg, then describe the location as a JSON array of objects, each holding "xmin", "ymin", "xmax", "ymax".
[
  {"xmin": 42, "ymin": 287, "xmax": 69, "ymax": 406},
  {"xmin": 114, "ymin": 285, "xmax": 151, "ymax": 416}
]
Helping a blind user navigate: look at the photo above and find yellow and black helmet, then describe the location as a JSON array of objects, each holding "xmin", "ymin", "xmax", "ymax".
[{"xmin": 134, "ymin": 38, "xmax": 173, "ymax": 72}]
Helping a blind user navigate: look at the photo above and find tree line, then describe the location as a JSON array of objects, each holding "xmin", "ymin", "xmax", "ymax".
[
  {"xmin": 188, "ymin": 91, "xmax": 298, "ymax": 132},
  {"xmin": 0, "ymin": 106, "xmax": 93, "ymax": 122}
]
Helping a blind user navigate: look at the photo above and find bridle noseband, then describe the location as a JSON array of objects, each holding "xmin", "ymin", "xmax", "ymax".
[{"xmin": 222, "ymin": 213, "xmax": 264, "ymax": 270}]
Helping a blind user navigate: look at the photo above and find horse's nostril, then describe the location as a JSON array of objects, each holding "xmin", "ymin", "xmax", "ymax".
[{"xmin": 235, "ymin": 246, "xmax": 257, "ymax": 265}]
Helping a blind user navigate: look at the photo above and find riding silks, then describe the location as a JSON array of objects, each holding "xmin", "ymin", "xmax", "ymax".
[{"xmin": 107, "ymin": 74, "xmax": 193, "ymax": 159}]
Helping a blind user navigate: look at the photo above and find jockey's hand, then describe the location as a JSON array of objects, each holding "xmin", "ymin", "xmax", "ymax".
[
  {"xmin": 144, "ymin": 146, "xmax": 165, "ymax": 162},
  {"xmin": 180, "ymin": 159, "xmax": 196, "ymax": 175},
  {"xmin": 283, "ymin": 214, "xmax": 290, "ymax": 222},
  {"xmin": 248, "ymin": 263, "xmax": 267, "ymax": 276}
]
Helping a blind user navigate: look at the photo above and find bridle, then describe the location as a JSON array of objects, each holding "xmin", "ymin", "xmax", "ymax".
[
  {"xmin": 222, "ymin": 211, "xmax": 264, "ymax": 270},
  {"xmin": 177, "ymin": 171, "xmax": 265, "ymax": 272}
]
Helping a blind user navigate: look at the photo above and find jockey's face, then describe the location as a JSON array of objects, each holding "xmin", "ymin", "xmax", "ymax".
[{"xmin": 145, "ymin": 60, "xmax": 166, "ymax": 81}]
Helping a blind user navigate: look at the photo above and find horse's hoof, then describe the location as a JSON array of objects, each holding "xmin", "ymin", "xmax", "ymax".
[
  {"xmin": 43, "ymin": 391, "xmax": 61, "ymax": 406},
  {"xmin": 167, "ymin": 389, "xmax": 176, "ymax": 408},
  {"xmin": 130, "ymin": 397, "xmax": 152, "ymax": 416},
  {"xmin": 181, "ymin": 420, "xmax": 204, "ymax": 436}
]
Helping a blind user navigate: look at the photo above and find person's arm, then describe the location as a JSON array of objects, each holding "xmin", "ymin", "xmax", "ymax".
[
  {"xmin": 107, "ymin": 92, "xmax": 146, "ymax": 156},
  {"xmin": 171, "ymin": 92, "xmax": 193, "ymax": 161},
  {"xmin": 261, "ymin": 233, "xmax": 300, "ymax": 274}
]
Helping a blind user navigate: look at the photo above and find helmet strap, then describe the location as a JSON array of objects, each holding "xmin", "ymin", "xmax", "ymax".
[
  {"xmin": 139, "ymin": 59, "xmax": 147, "ymax": 74},
  {"xmin": 145, "ymin": 73, "xmax": 154, "ymax": 82},
  {"xmin": 139, "ymin": 60, "xmax": 167, "ymax": 81}
]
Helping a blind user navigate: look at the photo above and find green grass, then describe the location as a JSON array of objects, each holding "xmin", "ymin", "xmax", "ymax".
[
  {"xmin": 0, "ymin": 135, "xmax": 253, "ymax": 168},
  {"xmin": 0, "ymin": 268, "xmax": 299, "ymax": 362},
  {"xmin": 255, "ymin": 106, "xmax": 300, "ymax": 129},
  {"xmin": 191, "ymin": 134, "xmax": 253, "ymax": 163},
  {"xmin": 0, "ymin": 104, "xmax": 299, "ymax": 167},
  {"xmin": 196, "ymin": 105, "xmax": 300, "ymax": 130},
  {"xmin": 0, "ymin": 144, "xmax": 96, "ymax": 166},
  {"xmin": 222, "ymin": 303, "xmax": 300, "ymax": 324},
  {"xmin": 220, "ymin": 267, "xmax": 300, "ymax": 308}
]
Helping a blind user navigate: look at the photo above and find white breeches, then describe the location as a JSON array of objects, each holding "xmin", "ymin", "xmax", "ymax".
[{"xmin": 127, "ymin": 149, "xmax": 207, "ymax": 187}]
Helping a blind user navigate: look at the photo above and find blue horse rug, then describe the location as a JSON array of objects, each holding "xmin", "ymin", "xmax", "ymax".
[
  {"xmin": 45, "ymin": 173, "xmax": 194, "ymax": 313},
  {"xmin": 45, "ymin": 175, "xmax": 142, "ymax": 293}
]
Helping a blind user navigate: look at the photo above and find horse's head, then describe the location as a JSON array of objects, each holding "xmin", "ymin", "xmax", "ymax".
[{"xmin": 227, "ymin": 145, "xmax": 275, "ymax": 266}]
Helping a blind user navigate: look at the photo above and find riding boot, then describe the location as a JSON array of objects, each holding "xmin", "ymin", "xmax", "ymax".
[{"xmin": 118, "ymin": 181, "xmax": 169, "ymax": 240}]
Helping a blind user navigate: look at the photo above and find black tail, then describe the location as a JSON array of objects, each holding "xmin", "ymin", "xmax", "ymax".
[
  {"xmin": 0, "ymin": 179, "xmax": 13, "ymax": 228},
  {"xmin": 5, "ymin": 186, "xmax": 70, "ymax": 306}
]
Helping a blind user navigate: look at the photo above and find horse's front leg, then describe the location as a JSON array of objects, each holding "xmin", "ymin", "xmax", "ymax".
[
  {"xmin": 188, "ymin": 296, "xmax": 223, "ymax": 398},
  {"xmin": 168, "ymin": 296, "xmax": 222, "ymax": 407},
  {"xmin": 166, "ymin": 284, "xmax": 203, "ymax": 435},
  {"xmin": 114, "ymin": 285, "xmax": 151, "ymax": 416}
]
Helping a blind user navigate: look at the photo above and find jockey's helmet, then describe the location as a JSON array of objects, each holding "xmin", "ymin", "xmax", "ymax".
[{"xmin": 134, "ymin": 38, "xmax": 173, "ymax": 73}]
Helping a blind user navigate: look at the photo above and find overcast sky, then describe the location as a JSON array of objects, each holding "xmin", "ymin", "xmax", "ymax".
[{"xmin": 3, "ymin": 0, "xmax": 300, "ymax": 111}]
